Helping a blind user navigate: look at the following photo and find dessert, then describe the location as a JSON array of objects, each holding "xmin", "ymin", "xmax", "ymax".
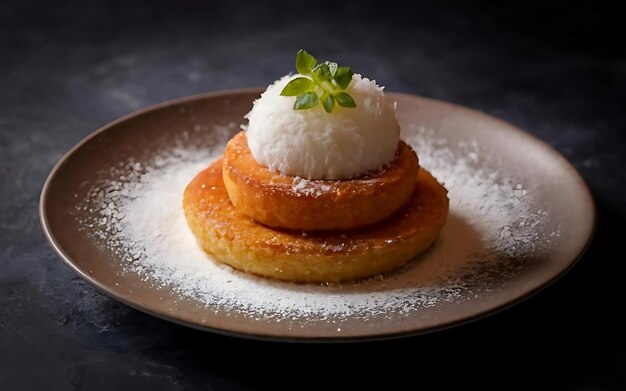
[
  {"xmin": 184, "ymin": 161, "xmax": 448, "ymax": 283},
  {"xmin": 183, "ymin": 50, "xmax": 449, "ymax": 283}
]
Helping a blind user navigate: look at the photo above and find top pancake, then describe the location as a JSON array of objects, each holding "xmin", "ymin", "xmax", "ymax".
[{"xmin": 222, "ymin": 131, "xmax": 420, "ymax": 230}]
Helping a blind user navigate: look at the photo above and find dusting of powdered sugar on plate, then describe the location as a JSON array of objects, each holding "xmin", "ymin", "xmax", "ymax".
[{"xmin": 75, "ymin": 124, "xmax": 552, "ymax": 322}]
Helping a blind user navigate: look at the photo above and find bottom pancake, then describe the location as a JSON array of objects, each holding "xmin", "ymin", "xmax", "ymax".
[{"xmin": 183, "ymin": 158, "xmax": 449, "ymax": 283}]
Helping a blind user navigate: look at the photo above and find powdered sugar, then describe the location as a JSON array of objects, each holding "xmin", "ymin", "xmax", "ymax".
[
  {"xmin": 76, "ymin": 124, "xmax": 550, "ymax": 322},
  {"xmin": 290, "ymin": 176, "xmax": 332, "ymax": 197}
]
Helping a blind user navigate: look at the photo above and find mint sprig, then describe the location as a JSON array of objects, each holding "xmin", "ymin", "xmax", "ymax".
[{"xmin": 280, "ymin": 49, "xmax": 356, "ymax": 113}]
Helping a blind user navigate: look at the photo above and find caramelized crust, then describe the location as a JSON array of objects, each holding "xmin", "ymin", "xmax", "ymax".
[
  {"xmin": 183, "ymin": 158, "xmax": 449, "ymax": 283},
  {"xmin": 222, "ymin": 131, "xmax": 419, "ymax": 231}
]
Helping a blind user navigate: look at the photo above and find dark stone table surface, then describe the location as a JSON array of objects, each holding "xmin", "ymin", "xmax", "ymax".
[{"xmin": 1, "ymin": 1, "xmax": 624, "ymax": 389}]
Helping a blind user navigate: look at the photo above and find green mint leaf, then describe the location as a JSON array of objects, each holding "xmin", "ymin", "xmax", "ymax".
[
  {"xmin": 296, "ymin": 49, "xmax": 317, "ymax": 75},
  {"xmin": 321, "ymin": 92, "xmax": 335, "ymax": 113},
  {"xmin": 312, "ymin": 63, "xmax": 332, "ymax": 81},
  {"xmin": 334, "ymin": 92, "xmax": 356, "ymax": 108},
  {"xmin": 294, "ymin": 91, "xmax": 319, "ymax": 110},
  {"xmin": 333, "ymin": 66, "xmax": 353, "ymax": 89},
  {"xmin": 287, "ymin": 50, "xmax": 357, "ymax": 113},
  {"xmin": 280, "ymin": 77, "xmax": 313, "ymax": 96},
  {"xmin": 327, "ymin": 61, "xmax": 338, "ymax": 77}
]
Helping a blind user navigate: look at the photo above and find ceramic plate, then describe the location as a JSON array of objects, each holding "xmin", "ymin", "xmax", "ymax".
[{"xmin": 40, "ymin": 89, "xmax": 595, "ymax": 341}]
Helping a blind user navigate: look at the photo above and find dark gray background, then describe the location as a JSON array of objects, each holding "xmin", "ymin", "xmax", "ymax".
[{"xmin": 1, "ymin": 0, "xmax": 625, "ymax": 389}]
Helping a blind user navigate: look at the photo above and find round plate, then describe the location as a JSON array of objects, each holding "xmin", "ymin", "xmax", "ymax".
[{"xmin": 40, "ymin": 89, "xmax": 595, "ymax": 341}]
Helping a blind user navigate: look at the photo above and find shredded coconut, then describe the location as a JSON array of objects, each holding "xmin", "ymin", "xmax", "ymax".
[
  {"xmin": 76, "ymin": 124, "xmax": 552, "ymax": 322},
  {"xmin": 245, "ymin": 74, "xmax": 400, "ymax": 180}
]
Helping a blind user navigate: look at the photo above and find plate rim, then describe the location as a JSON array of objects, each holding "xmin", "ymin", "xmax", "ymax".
[{"xmin": 39, "ymin": 88, "xmax": 597, "ymax": 342}]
